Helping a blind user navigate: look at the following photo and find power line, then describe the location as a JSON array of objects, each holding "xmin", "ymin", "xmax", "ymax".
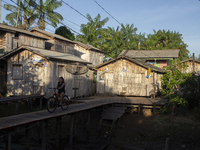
[
  {"xmin": 93, "ymin": 0, "xmax": 121, "ymax": 25},
  {"xmin": 9, "ymin": 0, "xmax": 82, "ymax": 35},
  {"xmin": 2, "ymin": 0, "xmax": 54, "ymax": 33},
  {"xmin": 61, "ymin": 0, "xmax": 88, "ymax": 20}
]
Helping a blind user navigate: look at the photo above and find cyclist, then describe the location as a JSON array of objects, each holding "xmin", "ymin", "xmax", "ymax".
[{"xmin": 57, "ymin": 77, "xmax": 65, "ymax": 105}]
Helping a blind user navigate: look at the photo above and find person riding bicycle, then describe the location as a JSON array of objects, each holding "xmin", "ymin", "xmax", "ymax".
[{"xmin": 57, "ymin": 77, "xmax": 65, "ymax": 105}]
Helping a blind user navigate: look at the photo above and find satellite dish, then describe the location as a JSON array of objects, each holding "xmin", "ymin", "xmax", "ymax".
[{"xmin": 65, "ymin": 63, "xmax": 88, "ymax": 75}]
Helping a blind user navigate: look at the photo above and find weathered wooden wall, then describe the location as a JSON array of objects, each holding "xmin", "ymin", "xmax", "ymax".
[
  {"xmin": 6, "ymin": 50, "xmax": 96, "ymax": 98},
  {"xmin": 0, "ymin": 31, "xmax": 6, "ymax": 50},
  {"xmin": 97, "ymin": 59, "xmax": 163, "ymax": 97},
  {"xmin": 4, "ymin": 32, "xmax": 45, "ymax": 53},
  {"xmin": 181, "ymin": 61, "xmax": 200, "ymax": 73}
]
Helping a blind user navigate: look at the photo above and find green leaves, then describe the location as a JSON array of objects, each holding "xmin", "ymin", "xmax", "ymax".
[{"xmin": 55, "ymin": 26, "xmax": 75, "ymax": 41}]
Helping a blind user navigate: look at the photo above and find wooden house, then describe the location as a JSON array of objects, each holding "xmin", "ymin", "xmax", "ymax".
[
  {"xmin": 119, "ymin": 49, "xmax": 180, "ymax": 68},
  {"xmin": 0, "ymin": 24, "xmax": 48, "ymax": 89},
  {"xmin": 29, "ymin": 28, "xmax": 104, "ymax": 66},
  {"xmin": 94, "ymin": 56, "xmax": 164, "ymax": 97},
  {"xmin": 0, "ymin": 45, "xmax": 96, "ymax": 98},
  {"xmin": 181, "ymin": 58, "xmax": 200, "ymax": 73}
]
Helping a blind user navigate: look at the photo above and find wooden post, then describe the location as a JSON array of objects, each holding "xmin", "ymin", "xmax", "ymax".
[
  {"xmin": 104, "ymin": 76, "xmax": 106, "ymax": 97},
  {"xmin": 6, "ymin": 133, "xmax": 11, "ymax": 150},
  {"xmin": 15, "ymin": 101, "xmax": 18, "ymax": 115},
  {"xmin": 165, "ymin": 138, "xmax": 170, "ymax": 150},
  {"xmin": 30, "ymin": 99, "xmax": 33, "ymax": 110},
  {"xmin": 193, "ymin": 53, "xmax": 195, "ymax": 72},
  {"xmin": 69, "ymin": 114, "xmax": 75, "ymax": 150},
  {"xmin": 5, "ymin": 102, "xmax": 8, "ymax": 117},
  {"xmin": 153, "ymin": 71, "xmax": 156, "ymax": 115},
  {"xmin": 86, "ymin": 110, "xmax": 90, "ymax": 143},
  {"xmin": 39, "ymin": 97, "xmax": 43, "ymax": 110},
  {"xmin": 138, "ymin": 104, "xmax": 141, "ymax": 115},
  {"xmin": 41, "ymin": 121, "xmax": 46, "ymax": 150},
  {"xmin": 37, "ymin": 123, "xmax": 41, "ymax": 145},
  {"xmin": 56, "ymin": 116, "xmax": 61, "ymax": 149},
  {"xmin": 26, "ymin": 124, "xmax": 30, "ymax": 150}
]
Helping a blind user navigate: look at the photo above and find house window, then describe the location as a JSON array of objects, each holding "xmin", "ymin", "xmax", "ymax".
[
  {"xmin": 58, "ymin": 65, "xmax": 64, "ymax": 78},
  {"xmin": 13, "ymin": 64, "xmax": 23, "ymax": 80},
  {"xmin": 98, "ymin": 71, "xmax": 104, "ymax": 82},
  {"xmin": 15, "ymin": 33, "xmax": 19, "ymax": 38}
]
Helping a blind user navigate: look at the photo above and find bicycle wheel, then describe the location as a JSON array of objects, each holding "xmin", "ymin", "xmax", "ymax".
[
  {"xmin": 61, "ymin": 95, "xmax": 70, "ymax": 110},
  {"xmin": 47, "ymin": 96, "xmax": 57, "ymax": 113}
]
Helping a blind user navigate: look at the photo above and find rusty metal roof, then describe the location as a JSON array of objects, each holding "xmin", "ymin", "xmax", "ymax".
[
  {"xmin": 0, "ymin": 24, "xmax": 48, "ymax": 39},
  {"xmin": 119, "ymin": 49, "xmax": 180, "ymax": 58},
  {"xmin": 0, "ymin": 45, "xmax": 91, "ymax": 64}
]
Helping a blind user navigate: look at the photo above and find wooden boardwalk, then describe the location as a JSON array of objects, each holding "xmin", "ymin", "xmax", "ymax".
[{"xmin": 0, "ymin": 96, "xmax": 167, "ymax": 131}]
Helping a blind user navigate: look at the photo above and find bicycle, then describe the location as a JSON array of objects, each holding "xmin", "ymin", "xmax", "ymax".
[{"xmin": 47, "ymin": 88, "xmax": 70, "ymax": 113}]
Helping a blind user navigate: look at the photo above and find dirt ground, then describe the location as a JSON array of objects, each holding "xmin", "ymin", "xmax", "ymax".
[
  {"xmin": 72, "ymin": 107, "xmax": 200, "ymax": 150},
  {"xmin": 0, "ymin": 106, "xmax": 200, "ymax": 150}
]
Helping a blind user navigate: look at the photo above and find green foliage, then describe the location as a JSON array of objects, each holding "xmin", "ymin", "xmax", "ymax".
[
  {"xmin": 55, "ymin": 26, "xmax": 75, "ymax": 41},
  {"xmin": 139, "ymin": 29, "xmax": 190, "ymax": 60},
  {"xmin": 161, "ymin": 59, "xmax": 200, "ymax": 112},
  {"xmin": 3, "ymin": 0, "xmax": 63, "ymax": 30}
]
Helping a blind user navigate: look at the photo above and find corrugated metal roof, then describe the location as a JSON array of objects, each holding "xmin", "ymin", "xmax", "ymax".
[
  {"xmin": 94, "ymin": 56, "xmax": 164, "ymax": 73},
  {"xmin": 181, "ymin": 58, "xmax": 200, "ymax": 63},
  {"xmin": 0, "ymin": 45, "xmax": 91, "ymax": 64},
  {"xmin": 30, "ymin": 28, "xmax": 104, "ymax": 53},
  {"xmin": 119, "ymin": 49, "xmax": 180, "ymax": 58},
  {"xmin": 0, "ymin": 24, "xmax": 48, "ymax": 39},
  {"xmin": 30, "ymin": 28, "xmax": 74, "ymax": 44}
]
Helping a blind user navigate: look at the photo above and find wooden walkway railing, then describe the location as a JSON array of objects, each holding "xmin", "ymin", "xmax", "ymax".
[{"xmin": 0, "ymin": 95, "xmax": 44, "ymax": 115}]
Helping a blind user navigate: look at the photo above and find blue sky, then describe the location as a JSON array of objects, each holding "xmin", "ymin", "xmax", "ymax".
[{"xmin": 1, "ymin": 0, "xmax": 200, "ymax": 56}]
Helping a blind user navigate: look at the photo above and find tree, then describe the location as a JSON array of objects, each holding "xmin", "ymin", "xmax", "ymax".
[
  {"xmin": 3, "ymin": 0, "xmax": 37, "ymax": 29},
  {"xmin": 76, "ymin": 14, "xmax": 109, "ymax": 47},
  {"xmin": 35, "ymin": 0, "xmax": 63, "ymax": 30},
  {"xmin": 3, "ymin": 0, "xmax": 63, "ymax": 30},
  {"xmin": 55, "ymin": 26, "xmax": 75, "ymax": 41},
  {"xmin": 139, "ymin": 30, "xmax": 190, "ymax": 60}
]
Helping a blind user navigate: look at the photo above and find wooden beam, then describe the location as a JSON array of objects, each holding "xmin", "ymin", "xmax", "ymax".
[
  {"xmin": 193, "ymin": 53, "xmax": 195, "ymax": 72},
  {"xmin": 41, "ymin": 121, "xmax": 46, "ymax": 150},
  {"xmin": 25, "ymin": 124, "xmax": 30, "ymax": 150},
  {"xmin": 39, "ymin": 97, "xmax": 43, "ymax": 110},
  {"xmin": 153, "ymin": 71, "xmax": 156, "ymax": 115},
  {"xmin": 86, "ymin": 110, "xmax": 90, "ymax": 143},
  {"xmin": 6, "ymin": 132, "xmax": 11, "ymax": 150},
  {"xmin": 15, "ymin": 101, "xmax": 18, "ymax": 115},
  {"xmin": 69, "ymin": 114, "xmax": 75, "ymax": 150},
  {"xmin": 56, "ymin": 116, "xmax": 61, "ymax": 149}
]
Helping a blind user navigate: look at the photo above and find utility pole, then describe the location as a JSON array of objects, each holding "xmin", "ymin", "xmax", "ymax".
[
  {"xmin": 193, "ymin": 53, "xmax": 195, "ymax": 72},
  {"xmin": 153, "ymin": 71, "xmax": 156, "ymax": 115},
  {"xmin": 15, "ymin": 0, "xmax": 21, "ymax": 27},
  {"xmin": 0, "ymin": 0, "xmax": 1, "ymax": 23}
]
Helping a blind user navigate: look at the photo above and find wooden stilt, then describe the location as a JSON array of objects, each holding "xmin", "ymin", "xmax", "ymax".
[
  {"xmin": 26, "ymin": 124, "xmax": 30, "ymax": 150},
  {"xmin": 41, "ymin": 121, "xmax": 46, "ymax": 150},
  {"xmin": 40, "ymin": 97, "xmax": 43, "ymax": 110},
  {"xmin": 165, "ymin": 138, "xmax": 170, "ymax": 150},
  {"xmin": 56, "ymin": 117, "xmax": 61, "ymax": 149},
  {"xmin": 30, "ymin": 99, "xmax": 33, "ymax": 110},
  {"xmin": 5, "ymin": 102, "xmax": 8, "ymax": 117},
  {"xmin": 69, "ymin": 114, "xmax": 75, "ymax": 150},
  {"xmin": 86, "ymin": 110, "xmax": 90, "ymax": 143},
  {"xmin": 6, "ymin": 133, "xmax": 11, "ymax": 150},
  {"xmin": 15, "ymin": 101, "xmax": 18, "ymax": 115},
  {"xmin": 37, "ymin": 123, "xmax": 41, "ymax": 145},
  {"xmin": 138, "ymin": 104, "xmax": 141, "ymax": 115}
]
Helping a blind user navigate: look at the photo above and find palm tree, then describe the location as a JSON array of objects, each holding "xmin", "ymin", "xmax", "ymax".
[
  {"xmin": 35, "ymin": 0, "xmax": 63, "ymax": 30},
  {"xmin": 76, "ymin": 14, "xmax": 109, "ymax": 47},
  {"xmin": 3, "ymin": 0, "xmax": 63, "ymax": 30},
  {"xmin": 4, "ymin": 0, "xmax": 36, "ymax": 29}
]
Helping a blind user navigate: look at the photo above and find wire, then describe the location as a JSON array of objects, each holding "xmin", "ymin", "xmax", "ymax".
[
  {"xmin": 93, "ymin": 0, "xmax": 121, "ymax": 25},
  {"xmin": 61, "ymin": 0, "xmax": 88, "ymax": 20},
  {"xmin": 2, "ymin": 0, "xmax": 54, "ymax": 33},
  {"xmin": 9, "ymin": 0, "xmax": 82, "ymax": 35}
]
